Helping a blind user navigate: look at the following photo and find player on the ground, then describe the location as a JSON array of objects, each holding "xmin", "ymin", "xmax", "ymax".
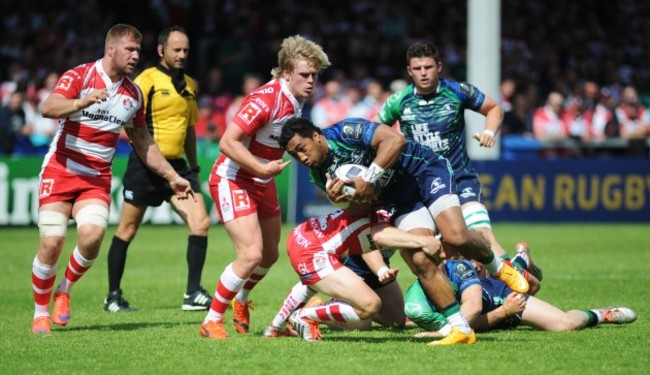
[
  {"xmin": 376, "ymin": 42, "xmax": 543, "ymax": 285},
  {"xmin": 263, "ymin": 249, "xmax": 405, "ymax": 337},
  {"xmin": 199, "ymin": 35, "xmax": 330, "ymax": 339},
  {"xmin": 264, "ymin": 204, "xmax": 440, "ymax": 342},
  {"xmin": 31, "ymin": 24, "xmax": 194, "ymax": 335},
  {"xmin": 279, "ymin": 116, "xmax": 529, "ymax": 345},
  {"xmin": 104, "ymin": 25, "xmax": 212, "ymax": 313},
  {"xmin": 405, "ymin": 259, "xmax": 636, "ymax": 341}
]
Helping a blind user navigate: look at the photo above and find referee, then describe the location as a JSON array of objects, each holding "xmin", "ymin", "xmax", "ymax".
[{"xmin": 104, "ymin": 26, "xmax": 211, "ymax": 312}]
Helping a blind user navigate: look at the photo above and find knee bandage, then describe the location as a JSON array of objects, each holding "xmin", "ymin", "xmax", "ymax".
[
  {"xmin": 428, "ymin": 194, "xmax": 460, "ymax": 218},
  {"xmin": 395, "ymin": 205, "xmax": 435, "ymax": 232},
  {"xmin": 75, "ymin": 205, "xmax": 109, "ymax": 229},
  {"xmin": 462, "ymin": 202, "xmax": 492, "ymax": 230},
  {"xmin": 38, "ymin": 211, "xmax": 70, "ymax": 237}
]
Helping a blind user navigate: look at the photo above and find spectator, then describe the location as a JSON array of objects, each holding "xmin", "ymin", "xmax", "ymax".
[
  {"xmin": 0, "ymin": 91, "xmax": 31, "ymax": 155},
  {"xmin": 533, "ymin": 91, "xmax": 567, "ymax": 141},
  {"xmin": 195, "ymin": 96, "xmax": 227, "ymax": 143},
  {"xmin": 225, "ymin": 73, "xmax": 263, "ymax": 126},
  {"xmin": 591, "ymin": 88, "xmax": 618, "ymax": 141},
  {"xmin": 310, "ymin": 79, "xmax": 350, "ymax": 128},
  {"xmin": 499, "ymin": 77, "xmax": 517, "ymax": 113},
  {"xmin": 502, "ymin": 91, "xmax": 532, "ymax": 136},
  {"xmin": 615, "ymin": 85, "xmax": 649, "ymax": 140}
]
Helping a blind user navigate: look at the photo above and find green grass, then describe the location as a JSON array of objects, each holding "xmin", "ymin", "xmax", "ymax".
[{"xmin": 1, "ymin": 223, "xmax": 649, "ymax": 374}]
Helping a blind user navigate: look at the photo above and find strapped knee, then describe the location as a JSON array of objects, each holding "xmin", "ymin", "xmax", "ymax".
[
  {"xmin": 38, "ymin": 211, "xmax": 69, "ymax": 237},
  {"xmin": 75, "ymin": 205, "xmax": 109, "ymax": 229}
]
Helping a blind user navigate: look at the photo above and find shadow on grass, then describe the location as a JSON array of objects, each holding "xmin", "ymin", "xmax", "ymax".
[{"xmin": 59, "ymin": 321, "xmax": 179, "ymax": 332}]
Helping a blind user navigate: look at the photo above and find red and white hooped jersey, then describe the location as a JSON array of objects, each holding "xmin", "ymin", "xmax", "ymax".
[
  {"xmin": 41, "ymin": 59, "xmax": 145, "ymax": 178},
  {"xmin": 212, "ymin": 78, "xmax": 302, "ymax": 184},
  {"xmin": 290, "ymin": 209, "xmax": 391, "ymax": 259}
]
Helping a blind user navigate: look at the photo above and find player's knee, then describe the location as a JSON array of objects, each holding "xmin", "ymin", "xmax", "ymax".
[
  {"xmin": 442, "ymin": 227, "xmax": 469, "ymax": 248},
  {"xmin": 188, "ymin": 214, "xmax": 210, "ymax": 235},
  {"xmin": 38, "ymin": 211, "xmax": 69, "ymax": 238},
  {"xmin": 411, "ymin": 252, "xmax": 438, "ymax": 277},
  {"xmin": 75, "ymin": 205, "xmax": 109, "ymax": 230},
  {"xmin": 239, "ymin": 249, "xmax": 263, "ymax": 267},
  {"xmin": 358, "ymin": 294, "xmax": 382, "ymax": 320},
  {"xmin": 546, "ymin": 318, "xmax": 576, "ymax": 332},
  {"xmin": 76, "ymin": 225, "xmax": 105, "ymax": 250}
]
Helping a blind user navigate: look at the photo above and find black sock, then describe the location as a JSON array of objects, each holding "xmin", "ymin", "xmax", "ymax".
[
  {"xmin": 186, "ymin": 235, "xmax": 208, "ymax": 293},
  {"xmin": 107, "ymin": 236, "xmax": 130, "ymax": 293}
]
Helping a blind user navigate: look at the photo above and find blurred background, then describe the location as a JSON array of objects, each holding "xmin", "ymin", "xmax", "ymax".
[
  {"xmin": 0, "ymin": 0, "xmax": 648, "ymax": 225},
  {"xmin": 2, "ymin": 0, "xmax": 650, "ymax": 156}
]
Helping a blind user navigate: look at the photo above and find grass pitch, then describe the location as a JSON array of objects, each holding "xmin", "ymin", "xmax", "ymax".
[{"xmin": 1, "ymin": 223, "xmax": 648, "ymax": 374}]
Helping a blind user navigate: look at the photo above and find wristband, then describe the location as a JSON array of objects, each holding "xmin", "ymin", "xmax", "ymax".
[
  {"xmin": 73, "ymin": 99, "xmax": 80, "ymax": 111},
  {"xmin": 362, "ymin": 162, "xmax": 385, "ymax": 184},
  {"xmin": 376, "ymin": 266, "xmax": 390, "ymax": 279},
  {"xmin": 483, "ymin": 129, "xmax": 495, "ymax": 138}
]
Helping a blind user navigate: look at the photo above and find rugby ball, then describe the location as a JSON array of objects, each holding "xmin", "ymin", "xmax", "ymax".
[
  {"xmin": 334, "ymin": 163, "xmax": 368, "ymax": 183},
  {"xmin": 334, "ymin": 164, "xmax": 368, "ymax": 198}
]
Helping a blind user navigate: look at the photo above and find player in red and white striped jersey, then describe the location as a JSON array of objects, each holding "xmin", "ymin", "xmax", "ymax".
[
  {"xmin": 30, "ymin": 24, "xmax": 194, "ymax": 335},
  {"xmin": 264, "ymin": 203, "xmax": 440, "ymax": 341},
  {"xmin": 200, "ymin": 35, "xmax": 331, "ymax": 339}
]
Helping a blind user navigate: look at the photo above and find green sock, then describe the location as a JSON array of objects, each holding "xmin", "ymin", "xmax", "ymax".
[{"xmin": 583, "ymin": 310, "xmax": 600, "ymax": 327}]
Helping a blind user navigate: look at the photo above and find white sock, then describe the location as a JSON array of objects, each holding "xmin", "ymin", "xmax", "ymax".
[{"xmin": 271, "ymin": 282, "xmax": 314, "ymax": 329}]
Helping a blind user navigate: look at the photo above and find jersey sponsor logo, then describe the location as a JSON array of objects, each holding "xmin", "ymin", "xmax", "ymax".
[
  {"xmin": 364, "ymin": 233, "xmax": 379, "ymax": 251},
  {"xmin": 429, "ymin": 177, "xmax": 446, "ymax": 194},
  {"xmin": 438, "ymin": 103, "xmax": 456, "ymax": 116},
  {"xmin": 413, "ymin": 126, "xmax": 449, "ymax": 153},
  {"xmin": 252, "ymin": 97, "xmax": 270, "ymax": 111},
  {"xmin": 220, "ymin": 196, "xmax": 232, "ymax": 215},
  {"xmin": 56, "ymin": 75, "xmax": 74, "ymax": 91},
  {"xmin": 237, "ymin": 102, "xmax": 263, "ymax": 125},
  {"xmin": 81, "ymin": 109, "xmax": 127, "ymax": 126},
  {"xmin": 293, "ymin": 231, "xmax": 312, "ymax": 248},
  {"xmin": 252, "ymin": 86, "xmax": 275, "ymax": 95},
  {"xmin": 341, "ymin": 122, "xmax": 364, "ymax": 140},
  {"xmin": 298, "ymin": 262, "xmax": 309, "ymax": 275},
  {"xmin": 401, "ymin": 107, "xmax": 415, "ymax": 121},
  {"xmin": 460, "ymin": 187, "xmax": 476, "ymax": 198},
  {"xmin": 161, "ymin": 89, "xmax": 171, "ymax": 96},
  {"xmin": 232, "ymin": 189, "xmax": 251, "ymax": 211},
  {"xmin": 459, "ymin": 82, "xmax": 476, "ymax": 97},
  {"xmin": 39, "ymin": 179, "xmax": 54, "ymax": 198}
]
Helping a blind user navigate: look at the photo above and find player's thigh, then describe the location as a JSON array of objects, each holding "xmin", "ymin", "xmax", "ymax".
[
  {"xmin": 259, "ymin": 214, "xmax": 282, "ymax": 265},
  {"xmin": 37, "ymin": 201, "xmax": 73, "ymax": 261},
  {"xmin": 521, "ymin": 296, "xmax": 573, "ymax": 331},
  {"xmin": 373, "ymin": 281, "xmax": 405, "ymax": 326},
  {"xmin": 71, "ymin": 198, "xmax": 109, "ymax": 250},
  {"xmin": 314, "ymin": 267, "xmax": 379, "ymax": 310},
  {"xmin": 223, "ymin": 212, "xmax": 263, "ymax": 256},
  {"xmin": 433, "ymin": 204, "xmax": 469, "ymax": 246},
  {"xmin": 170, "ymin": 193, "xmax": 210, "ymax": 232}
]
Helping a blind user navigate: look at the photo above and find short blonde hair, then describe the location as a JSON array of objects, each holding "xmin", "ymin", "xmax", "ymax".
[
  {"xmin": 105, "ymin": 23, "xmax": 142, "ymax": 46},
  {"xmin": 271, "ymin": 35, "xmax": 330, "ymax": 78}
]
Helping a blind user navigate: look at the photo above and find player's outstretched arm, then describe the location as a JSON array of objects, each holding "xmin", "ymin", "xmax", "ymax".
[{"xmin": 371, "ymin": 225, "xmax": 441, "ymax": 256}]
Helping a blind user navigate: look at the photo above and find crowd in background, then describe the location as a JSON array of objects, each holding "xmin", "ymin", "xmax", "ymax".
[{"xmin": 1, "ymin": 0, "xmax": 649, "ymax": 158}]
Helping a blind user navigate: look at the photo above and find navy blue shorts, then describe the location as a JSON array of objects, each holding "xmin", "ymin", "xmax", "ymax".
[{"xmin": 342, "ymin": 251, "xmax": 396, "ymax": 290}]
